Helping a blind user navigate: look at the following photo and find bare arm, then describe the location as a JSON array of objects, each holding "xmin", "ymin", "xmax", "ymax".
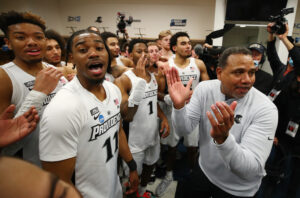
[
  {"xmin": 111, "ymin": 65, "xmax": 129, "ymax": 79},
  {"xmin": 0, "ymin": 68, "xmax": 13, "ymax": 115},
  {"xmin": 118, "ymin": 124, "xmax": 139, "ymax": 194},
  {"xmin": 157, "ymin": 104, "xmax": 169, "ymax": 138},
  {"xmin": 155, "ymin": 70, "xmax": 166, "ymax": 102},
  {"xmin": 42, "ymin": 157, "xmax": 76, "ymax": 185},
  {"xmin": 114, "ymin": 75, "xmax": 138, "ymax": 122},
  {"xmin": 121, "ymin": 57, "xmax": 134, "ymax": 68},
  {"xmin": 196, "ymin": 59, "xmax": 210, "ymax": 81}
]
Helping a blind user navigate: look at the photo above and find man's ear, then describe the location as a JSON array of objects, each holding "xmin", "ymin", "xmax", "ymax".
[
  {"xmin": 172, "ymin": 45, "xmax": 177, "ymax": 53},
  {"xmin": 216, "ymin": 67, "xmax": 222, "ymax": 80},
  {"xmin": 4, "ymin": 38, "xmax": 12, "ymax": 50}
]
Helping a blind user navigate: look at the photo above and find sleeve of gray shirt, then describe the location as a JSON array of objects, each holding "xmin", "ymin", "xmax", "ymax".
[
  {"xmin": 172, "ymin": 87, "xmax": 202, "ymax": 136},
  {"xmin": 215, "ymin": 104, "xmax": 278, "ymax": 179}
]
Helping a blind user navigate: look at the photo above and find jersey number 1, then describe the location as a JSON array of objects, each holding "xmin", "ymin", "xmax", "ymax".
[{"xmin": 148, "ymin": 101, "xmax": 153, "ymax": 115}]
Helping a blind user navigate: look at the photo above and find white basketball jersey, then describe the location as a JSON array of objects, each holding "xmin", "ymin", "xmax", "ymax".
[
  {"xmin": 124, "ymin": 70, "xmax": 159, "ymax": 153},
  {"xmin": 1, "ymin": 61, "xmax": 67, "ymax": 166},
  {"xmin": 168, "ymin": 57, "xmax": 200, "ymax": 90},
  {"xmin": 105, "ymin": 73, "xmax": 115, "ymax": 82},
  {"xmin": 40, "ymin": 77, "xmax": 122, "ymax": 198}
]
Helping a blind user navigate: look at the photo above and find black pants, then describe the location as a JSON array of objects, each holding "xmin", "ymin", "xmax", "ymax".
[{"xmin": 175, "ymin": 162, "xmax": 256, "ymax": 198}]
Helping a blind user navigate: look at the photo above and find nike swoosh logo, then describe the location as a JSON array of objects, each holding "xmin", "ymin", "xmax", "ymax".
[
  {"xmin": 268, "ymin": 137, "xmax": 273, "ymax": 140},
  {"xmin": 93, "ymin": 113, "xmax": 99, "ymax": 120}
]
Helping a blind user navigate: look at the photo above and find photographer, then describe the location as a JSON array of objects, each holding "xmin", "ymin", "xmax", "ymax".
[
  {"xmin": 195, "ymin": 43, "xmax": 223, "ymax": 79},
  {"xmin": 266, "ymin": 22, "xmax": 300, "ymax": 100},
  {"xmin": 257, "ymin": 22, "xmax": 300, "ymax": 198}
]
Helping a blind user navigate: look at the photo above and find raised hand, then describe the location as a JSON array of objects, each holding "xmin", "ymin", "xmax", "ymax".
[
  {"xmin": 33, "ymin": 67, "xmax": 63, "ymax": 95},
  {"xmin": 277, "ymin": 23, "xmax": 289, "ymax": 40},
  {"xmin": 166, "ymin": 67, "xmax": 193, "ymax": 109},
  {"xmin": 267, "ymin": 22, "xmax": 275, "ymax": 34},
  {"xmin": 206, "ymin": 101, "xmax": 237, "ymax": 144},
  {"xmin": 0, "ymin": 105, "xmax": 39, "ymax": 147},
  {"xmin": 135, "ymin": 52, "xmax": 148, "ymax": 79}
]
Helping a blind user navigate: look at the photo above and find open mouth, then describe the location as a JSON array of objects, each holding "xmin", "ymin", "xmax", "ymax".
[
  {"xmin": 88, "ymin": 62, "xmax": 104, "ymax": 75},
  {"xmin": 236, "ymin": 87, "xmax": 250, "ymax": 93},
  {"xmin": 26, "ymin": 49, "xmax": 41, "ymax": 56}
]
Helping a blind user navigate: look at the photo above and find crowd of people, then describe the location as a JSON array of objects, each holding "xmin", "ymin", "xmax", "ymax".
[{"xmin": 0, "ymin": 10, "xmax": 299, "ymax": 198}]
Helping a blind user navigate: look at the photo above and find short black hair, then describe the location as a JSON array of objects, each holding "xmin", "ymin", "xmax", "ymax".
[
  {"xmin": 66, "ymin": 29, "xmax": 112, "ymax": 73},
  {"xmin": 128, "ymin": 39, "xmax": 146, "ymax": 53},
  {"xmin": 170, "ymin": 32, "xmax": 190, "ymax": 53},
  {"xmin": 45, "ymin": 29, "xmax": 65, "ymax": 57},
  {"xmin": 100, "ymin": 31, "xmax": 118, "ymax": 43},
  {"xmin": 0, "ymin": 10, "xmax": 46, "ymax": 38},
  {"xmin": 218, "ymin": 47, "xmax": 252, "ymax": 68}
]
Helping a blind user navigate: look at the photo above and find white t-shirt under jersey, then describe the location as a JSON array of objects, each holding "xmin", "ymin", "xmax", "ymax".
[
  {"xmin": 1, "ymin": 61, "xmax": 67, "ymax": 166},
  {"xmin": 39, "ymin": 77, "xmax": 122, "ymax": 198},
  {"xmin": 124, "ymin": 70, "xmax": 159, "ymax": 153}
]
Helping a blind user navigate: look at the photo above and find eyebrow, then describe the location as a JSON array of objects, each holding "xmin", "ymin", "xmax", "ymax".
[{"xmin": 74, "ymin": 39, "xmax": 103, "ymax": 48}]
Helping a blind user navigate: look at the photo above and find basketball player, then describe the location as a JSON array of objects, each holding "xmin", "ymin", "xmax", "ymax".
[
  {"xmin": 39, "ymin": 29, "xmax": 138, "ymax": 198},
  {"xmin": 0, "ymin": 11, "xmax": 65, "ymax": 166},
  {"xmin": 155, "ymin": 31, "xmax": 209, "ymax": 197},
  {"xmin": 115, "ymin": 39, "xmax": 169, "ymax": 198},
  {"xmin": 100, "ymin": 31, "xmax": 131, "ymax": 82}
]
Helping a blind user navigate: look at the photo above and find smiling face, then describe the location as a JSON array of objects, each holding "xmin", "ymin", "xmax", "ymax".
[
  {"xmin": 217, "ymin": 53, "xmax": 256, "ymax": 99},
  {"xmin": 70, "ymin": 32, "xmax": 109, "ymax": 86},
  {"xmin": 5, "ymin": 23, "xmax": 46, "ymax": 64}
]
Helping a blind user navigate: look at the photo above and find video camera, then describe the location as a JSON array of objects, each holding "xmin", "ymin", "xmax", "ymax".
[
  {"xmin": 117, "ymin": 12, "xmax": 133, "ymax": 34},
  {"xmin": 269, "ymin": 7, "xmax": 294, "ymax": 35},
  {"xmin": 203, "ymin": 46, "xmax": 223, "ymax": 57}
]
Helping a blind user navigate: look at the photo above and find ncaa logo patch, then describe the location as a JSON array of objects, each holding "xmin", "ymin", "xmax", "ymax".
[{"xmin": 99, "ymin": 114, "xmax": 105, "ymax": 124}]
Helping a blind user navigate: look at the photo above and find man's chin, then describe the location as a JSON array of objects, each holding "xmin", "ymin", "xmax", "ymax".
[
  {"xmin": 89, "ymin": 77, "xmax": 105, "ymax": 85},
  {"xmin": 26, "ymin": 58, "xmax": 43, "ymax": 64}
]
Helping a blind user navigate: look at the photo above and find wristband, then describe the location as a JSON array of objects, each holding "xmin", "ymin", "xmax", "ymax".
[
  {"xmin": 163, "ymin": 94, "xmax": 173, "ymax": 106},
  {"xmin": 126, "ymin": 159, "xmax": 137, "ymax": 172},
  {"xmin": 128, "ymin": 78, "xmax": 146, "ymax": 107},
  {"xmin": 15, "ymin": 90, "xmax": 47, "ymax": 117}
]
